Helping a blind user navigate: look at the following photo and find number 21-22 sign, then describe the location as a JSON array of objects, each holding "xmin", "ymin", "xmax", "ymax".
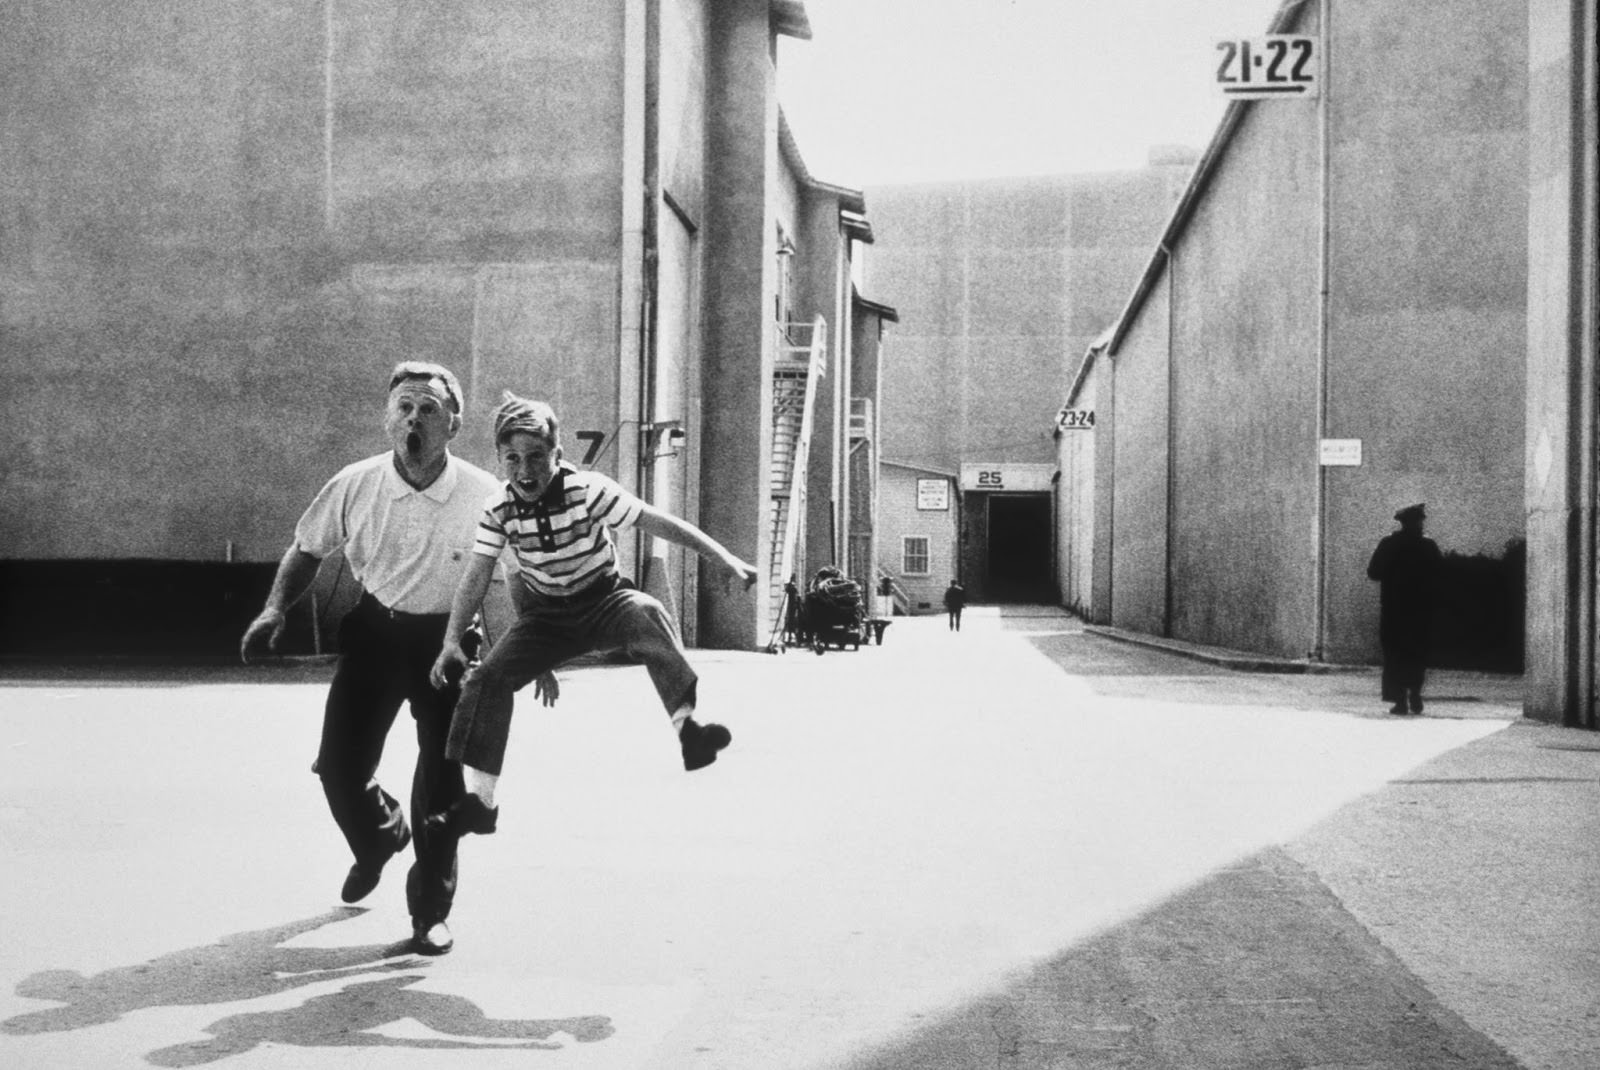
[{"xmin": 1214, "ymin": 35, "xmax": 1319, "ymax": 100}]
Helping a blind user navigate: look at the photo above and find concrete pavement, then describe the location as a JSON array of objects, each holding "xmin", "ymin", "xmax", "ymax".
[{"xmin": 1, "ymin": 607, "xmax": 1593, "ymax": 1069}]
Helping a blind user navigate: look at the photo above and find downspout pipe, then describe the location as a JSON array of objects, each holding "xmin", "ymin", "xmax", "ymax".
[{"xmin": 1311, "ymin": 0, "xmax": 1331, "ymax": 661}]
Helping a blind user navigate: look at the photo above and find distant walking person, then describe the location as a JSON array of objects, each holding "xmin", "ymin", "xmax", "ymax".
[
  {"xmin": 943, "ymin": 580, "xmax": 966, "ymax": 632},
  {"xmin": 1367, "ymin": 504, "xmax": 1441, "ymax": 715}
]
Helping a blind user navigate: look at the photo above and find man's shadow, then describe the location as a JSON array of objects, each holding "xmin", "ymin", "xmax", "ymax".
[
  {"xmin": 145, "ymin": 974, "xmax": 614, "ymax": 1066},
  {"xmin": 4, "ymin": 907, "xmax": 613, "ymax": 1063}
]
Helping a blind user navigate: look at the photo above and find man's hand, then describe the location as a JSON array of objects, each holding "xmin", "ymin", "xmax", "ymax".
[
  {"xmin": 533, "ymin": 671, "xmax": 560, "ymax": 707},
  {"xmin": 240, "ymin": 608, "xmax": 286, "ymax": 664},
  {"xmin": 429, "ymin": 641, "xmax": 469, "ymax": 690},
  {"xmin": 722, "ymin": 555, "xmax": 760, "ymax": 592}
]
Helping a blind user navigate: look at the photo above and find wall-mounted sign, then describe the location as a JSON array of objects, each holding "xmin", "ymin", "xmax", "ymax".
[
  {"xmin": 1319, "ymin": 438, "xmax": 1363, "ymax": 467},
  {"xmin": 1056, "ymin": 407, "xmax": 1095, "ymax": 431},
  {"xmin": 959, "ymin": 463, "xmax": 1056, "ymax": 492},
  {"xmin": 1213, "ymin": 35, "xmax": 1319, "ymax": 100},
  {"xmin": 916, "ymin": 478, "xmax": 950, "ymax": 511}
]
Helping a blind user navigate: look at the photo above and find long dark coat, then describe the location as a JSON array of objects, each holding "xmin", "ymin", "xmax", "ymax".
[{"xmin": 1367, "ymin": 530, "xmax": 1441, "ymax": 700}]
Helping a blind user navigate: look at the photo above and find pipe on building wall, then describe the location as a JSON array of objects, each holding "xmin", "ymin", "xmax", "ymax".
[
  {"xmin": 1161, "ymin": 243, "xmax": 1175, "ymax": 638},
  {"xmin": 619, "ymin": 0, "xmax": 650, "ymax": 583},
  {"xmin": 1311, "ymin": 0, "xmax": 1332, "ymax": 661}
]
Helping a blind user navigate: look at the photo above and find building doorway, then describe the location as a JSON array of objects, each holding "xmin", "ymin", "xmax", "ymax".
[{"xmin": 983, "ymin": 493, "xmax": 1054, "ymax": 603}]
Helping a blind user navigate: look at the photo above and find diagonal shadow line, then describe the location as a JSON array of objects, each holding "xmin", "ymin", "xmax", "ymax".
[
  {"xmin": 4, "ymin": 906, "xmax": 615, "ymax": 1063},
  {"xmin": 831, "ymin": 847, "xmax": 1521, "ymax": 1070}
]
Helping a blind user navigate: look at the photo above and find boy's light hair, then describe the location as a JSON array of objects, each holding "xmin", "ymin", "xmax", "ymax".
[{"xmin": 493, "ymin": 392, "xmax": 560, "ymax": 446}]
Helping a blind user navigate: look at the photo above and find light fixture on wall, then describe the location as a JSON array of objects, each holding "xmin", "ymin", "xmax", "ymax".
[{"xmin": 642, "ymin": 419, "xmax": 686, "ymax": 459}]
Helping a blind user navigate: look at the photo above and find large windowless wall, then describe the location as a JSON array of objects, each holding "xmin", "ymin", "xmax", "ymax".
[{"xmin": 0, "ymin": 1, "xmax": 628, "ymax": 566}]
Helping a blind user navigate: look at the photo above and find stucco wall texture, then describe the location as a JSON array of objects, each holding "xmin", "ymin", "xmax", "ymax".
[
  {"xmin": 0, "ymin": 0, "xmax": 627, "ymax": 563},
  {"xmin": 1090, "ymin": 0, "xmax": 1526, "ymax": 665},
  {"xmin": 1166, "ymin": 73, "xmax": 1322, "ymax": 660},
  {"xmin": 1321, "ymin": 0, "xmax": 1527, "ymax": 662},
  {"xmin": 867, "ymin": 171, "xmax": 1183, "ymax": 478},
  {"xmin": 1106, "ymin": 268, "xmax": 1172, "ymax": 640}
]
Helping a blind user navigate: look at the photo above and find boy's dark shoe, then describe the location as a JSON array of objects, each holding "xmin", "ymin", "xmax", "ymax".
[
  {"xmin": 341, "ymin": 823, "xmax": 411, "ymax": 903},
  {"xmin": 425, "ymin": 795, "xmax": 498, "ymax": 837},
  {"xmin": 681, "ymin": 717, "xmax": 732, "ymax": 771}
]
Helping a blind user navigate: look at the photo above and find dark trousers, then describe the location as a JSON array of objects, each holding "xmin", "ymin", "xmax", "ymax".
[
  {"xmin": 447, "ymin": 577, "xmax": 698, "ymax": 776},
  {"xmin": 317, "ymin": 593, "xmax": 466, "ymax": 926}
]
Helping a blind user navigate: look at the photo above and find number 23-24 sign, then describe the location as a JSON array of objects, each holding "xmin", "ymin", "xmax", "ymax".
[{"xmin": 1214, "ymin": 35, "xmax": 1319, "ymax": 100}]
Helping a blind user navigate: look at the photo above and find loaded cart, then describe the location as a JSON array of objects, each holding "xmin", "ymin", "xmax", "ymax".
[{"xmin": 800, "ymin": 567, "xmax": 867, "ymax": 652}]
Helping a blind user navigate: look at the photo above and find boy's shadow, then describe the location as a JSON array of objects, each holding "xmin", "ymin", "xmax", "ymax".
[
  {"xmin": 146, "ymin": 974, "xmax": 614, "ymax": 1066},
  {"xmin": 4, "ymin": 907, "xmax": 613, "ymax": 1063}
]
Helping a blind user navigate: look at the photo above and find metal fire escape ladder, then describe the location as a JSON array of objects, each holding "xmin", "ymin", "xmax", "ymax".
[{"xmin": 767, "ymin": 316, "xmax": 826, "ymax": 647}]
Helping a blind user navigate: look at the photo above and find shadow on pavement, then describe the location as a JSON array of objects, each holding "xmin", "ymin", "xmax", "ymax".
[
  {"xmin": 3, "ymin": 906, "xmax": 613, "ymax": 1063},
  {"xmin": 834, "ymin": 848, "xmax": 1519, "ymax": 1070}
]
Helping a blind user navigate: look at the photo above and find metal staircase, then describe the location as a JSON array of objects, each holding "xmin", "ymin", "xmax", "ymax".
[{"xmin": 766, "ymin": 316, "xmax": 826, "ymax": 647}]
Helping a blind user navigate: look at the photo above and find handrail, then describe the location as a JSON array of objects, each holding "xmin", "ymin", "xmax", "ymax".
[{"xmin": 876, "ymin": 565, "xmax": 910, "ymax": 616}]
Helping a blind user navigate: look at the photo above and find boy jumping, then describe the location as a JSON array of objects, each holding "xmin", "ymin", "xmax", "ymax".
[{"xmin": 426, "ymin": 393, "xmax": 759, "ymax": 835}]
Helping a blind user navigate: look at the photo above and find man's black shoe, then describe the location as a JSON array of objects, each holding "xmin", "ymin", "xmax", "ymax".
[
  {"xmin": 340, "ymin": 823, "xmax": 411, "ymax": 904},
  {"xmin": 425, "ymin": 794, "xmax": 498, "ymax": 837},
  {"xmin": 680, "ymin": 717, "xmax": 732, "ymax": 771},
  {"xmin": 411, "ymin": 919, "xmax": 454, "ymax": 956}
]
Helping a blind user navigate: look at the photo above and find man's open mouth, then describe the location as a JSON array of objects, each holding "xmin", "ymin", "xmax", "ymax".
[{"xmin": 405, "ymin": 431, "xmax": 422, "ymax": 454}]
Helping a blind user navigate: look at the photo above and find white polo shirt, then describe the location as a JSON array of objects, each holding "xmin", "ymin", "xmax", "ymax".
[{"xmin": 295, "ymin": 452, "xmax": 502, "ymax": 615}]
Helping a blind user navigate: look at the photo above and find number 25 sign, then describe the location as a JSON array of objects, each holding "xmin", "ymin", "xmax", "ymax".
[{"xmin": 1214, "ymin": 35, "xmax": 1319, "ymax": 100}]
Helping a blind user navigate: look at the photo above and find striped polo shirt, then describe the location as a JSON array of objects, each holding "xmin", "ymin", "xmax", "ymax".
[{"xmin": 472, "ymin": 462, "xmax": 645, "ymax": 597}]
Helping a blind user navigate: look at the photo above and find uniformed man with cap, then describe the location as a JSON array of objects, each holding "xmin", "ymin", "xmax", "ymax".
[{"xmin": 1366, "ymin": 503, "xmax": 1442, "ymax": 714}]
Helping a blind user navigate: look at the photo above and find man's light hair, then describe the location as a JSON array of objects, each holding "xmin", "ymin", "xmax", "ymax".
[{"xmin": 388, "ymin": 361, "xmax": 463, "ymax": 416}]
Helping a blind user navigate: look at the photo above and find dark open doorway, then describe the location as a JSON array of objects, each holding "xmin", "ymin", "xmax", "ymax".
[{"xmin": 985, "ymin": 494, "xmax": 1054, "ymax": 603}]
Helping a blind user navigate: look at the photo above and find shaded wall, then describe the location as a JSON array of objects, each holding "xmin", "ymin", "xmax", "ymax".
[
  {"xmin": 1108, "ymin": 273, "xmax": 1172, "ymax": 638},
  {"xmin": 697, "ymin": 0, "xmax": 776, "ymax": 647},
  {"xmin": 0, "ymin": 0, "xmax": 628, "ymax": 568},
  {"xmin": 1056, "ymin": 366, "xmax": 1097, "ymax": 618},
  {"xmin": 1166, "ymin": 85, "xmax": 1322, "ymax": 659},
  {"xmin": 1524, "ymin": 0, "xmax": 1598, "ymax": 726},
  {"xmin": 1321, "ymin": 0, "xmax": 1528, "ymax": 662}
]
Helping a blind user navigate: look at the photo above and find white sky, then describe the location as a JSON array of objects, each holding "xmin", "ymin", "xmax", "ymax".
[{"xmin": 778, "ymin": 0, "xmax": 1289, "ymax": 186}]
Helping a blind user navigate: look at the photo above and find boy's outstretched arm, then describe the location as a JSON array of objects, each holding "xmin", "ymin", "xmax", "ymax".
[
  {"xmin": 429, "ymin": 553, "xmax": 498, "ymax": 689},
  {"xmin": 634, "ymin": 503, "xmax": 759, "ymax": 591}
]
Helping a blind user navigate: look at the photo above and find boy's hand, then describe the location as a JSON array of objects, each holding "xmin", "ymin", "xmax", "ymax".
[
  {"xmin": 429, "ymin": 641, "xmax": 469, "ymax": 690},
  {"xmin": 240, "ymin": 608, "xmax": 286, "ymax": 664},
  {"xmin": 533, "ymin": 671, "xmax": 560, "ymax": 707}
]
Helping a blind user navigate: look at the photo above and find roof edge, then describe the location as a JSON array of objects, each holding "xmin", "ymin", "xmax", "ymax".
[
  {"xmin": 1106, "ymin": 0, "xmax": 1312, "ymax": 355},
  {"xmin": 854, "ymin": 293, "xmax": 900, "ymax": 323},
  {"xmin": 772, "ymin": 1, "xmax": 812, "ymax": 41},
  {"xmin": 882, "ymin": 459, "xmax": 960, "ymax": 478},
  {"xmin": 778, "ymin": 109, "xmax": 867, "ymax": 213}
]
